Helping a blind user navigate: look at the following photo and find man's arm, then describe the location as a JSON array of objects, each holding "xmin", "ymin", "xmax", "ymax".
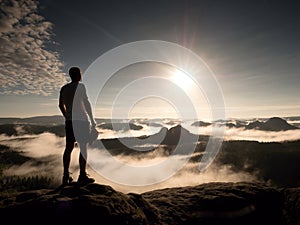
[
  {"xmin": 84, "ymin": 98, "xmax": 96, "ymax": 126},
  {"xmin": 58, "ymin": 89, "xmax": 66, "ymax": 118},
  {"xmin": 81, "ymin": 84, "xmax": 96, "ymax": 126}
]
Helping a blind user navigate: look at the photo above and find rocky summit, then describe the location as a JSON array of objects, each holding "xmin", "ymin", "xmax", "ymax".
[{"xmin": 0, "ymin": 182, "xmax": 299, "ymax": 225}]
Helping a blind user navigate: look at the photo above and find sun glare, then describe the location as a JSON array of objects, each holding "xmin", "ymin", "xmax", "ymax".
[{"xmin": 170, "ymin": 68, "xmax": 196, "ymax": 91}]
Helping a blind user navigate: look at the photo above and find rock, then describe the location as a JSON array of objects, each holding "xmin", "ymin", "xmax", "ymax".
[
  {"xmin": 142, "ymin": 182, "xmax": 283, "ymax": 225},
  {"xmin": 246, "ymin": 117, "xmax": 299, "ymax": 131},
  {"xmin": 0, "ymin": 182, "xmax": 299, "ymax": 225},
  {"xmin": 161, "ymin": 125, "xmax": 197, "ymax": 145},
  {"xmin": 191, "ymin": 121, "xmax": 212, "ymax": 127},
  {"xmin": 98, "ymin": 122, "xmax": 143, "ymax": 131},
  {"xmin": 282, "ymin": 187, "xmax": 300, "ymax": 225}
]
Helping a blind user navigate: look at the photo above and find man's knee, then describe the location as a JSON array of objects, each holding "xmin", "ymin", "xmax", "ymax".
[{"xmin": 65, "ymin": 142, "xmax": 75, "ymax": 153}]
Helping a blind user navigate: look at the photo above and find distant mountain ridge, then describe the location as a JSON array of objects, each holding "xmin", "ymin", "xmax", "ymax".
[
  {"xmin": 0, "ymin": 115, "xmax": 64, "ymax": 125},
  {"xmin": 245, "ymin": 117, "xmax": 299, "ymax": 131},
  {"xmin": 192, "ymin": 117, "xmax": 299, "ymax": 131},
  {"xmin": 0, "ymin": 115, "xmax": 129, "ymax": 126},
  {"xmin": 0, "ymin": 124, "xmax": 65, "ymax": 137},
  {"xmin": 0, "ymin": 115, "xmax": 299, "ymax": 132},
  {"xmin": 98, "ymin": 122, "xmax": 143, "ymax": 131}
]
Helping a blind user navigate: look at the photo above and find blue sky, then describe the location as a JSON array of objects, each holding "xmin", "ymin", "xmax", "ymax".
[{"xmin": 0, "ymin": 0, "xmax": 299, "ymax": 119}]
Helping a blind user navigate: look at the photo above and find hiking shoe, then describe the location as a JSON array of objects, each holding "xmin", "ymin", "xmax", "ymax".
[
  {"xmin": 77, "ymin": 173, "xmax": 95, "ymax": 185},
  {"xmin": 62, "ymin": 172, "xmax": 73, "ymax": 185}
]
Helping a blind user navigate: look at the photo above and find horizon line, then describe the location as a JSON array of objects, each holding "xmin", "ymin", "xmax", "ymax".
[{"xmin": 0, "ymin": 114, "xmax": 299, "ymax": 121}]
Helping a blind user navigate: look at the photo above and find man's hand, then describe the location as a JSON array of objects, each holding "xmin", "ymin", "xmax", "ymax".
[
  {"xmin": 91, "ymin": 120, "xmax": 97, "ymax": 127},
  {"xmin": 59, "ymin": 103, "xmax": 66, "ymax": 118}
]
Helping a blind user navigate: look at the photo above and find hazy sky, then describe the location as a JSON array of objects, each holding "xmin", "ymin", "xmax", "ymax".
[{"xmin": 0, "ymin": 0, "xmax": 299, "ymax": 119}]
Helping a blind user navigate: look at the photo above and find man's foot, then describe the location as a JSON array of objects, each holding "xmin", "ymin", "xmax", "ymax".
[
  {"xmin": 62, "ymin": 172, "xmax": 73, "ymax": 186},
  {"xmin": 77, "ymin": 173, "xmax": 95, "ymax": 185}
]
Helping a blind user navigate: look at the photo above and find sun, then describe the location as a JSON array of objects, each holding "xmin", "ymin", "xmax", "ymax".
[{"xmin": 170, "ymin": 68, "xmax": 196, "ymax": 91}]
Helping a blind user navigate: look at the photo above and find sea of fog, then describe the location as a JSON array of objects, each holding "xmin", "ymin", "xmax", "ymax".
[
  {"xmin": 0, "ymin": 132, "xmax": 257, "ymax": 193},
  {"xmin": 98, "ymin": 119, "xmax": 300, "ymax": 142},
  {"xmin": 0, "ymin": 118, "xmax": 300, "ymax": 193}
]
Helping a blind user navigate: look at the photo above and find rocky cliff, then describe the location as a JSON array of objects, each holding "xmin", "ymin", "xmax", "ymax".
[{"xmin": 0, "ymin": 182, "xmax": 299, "ymax": 225}]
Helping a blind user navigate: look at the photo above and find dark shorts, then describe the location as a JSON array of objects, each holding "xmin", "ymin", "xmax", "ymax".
[{"xmin": 65, "ymin": 120, "xmax": 90, "ymax": 143}]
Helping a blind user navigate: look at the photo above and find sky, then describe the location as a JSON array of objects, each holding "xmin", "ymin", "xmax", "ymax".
[{"xmin": 0, "ymin": 0, "xmax": 300, "ymax": 120}]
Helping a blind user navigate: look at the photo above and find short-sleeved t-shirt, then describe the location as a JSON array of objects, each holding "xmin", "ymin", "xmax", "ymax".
[{"xmin": 59, "ymin": 82, "xmax": 89, "ymax": 121}]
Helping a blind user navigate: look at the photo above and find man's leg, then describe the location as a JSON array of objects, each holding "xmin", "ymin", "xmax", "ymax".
[
  {"xmin": 78, "ymin": 141, "xmax": 87, "ymax": 176},
  {"xmin": 77, "ymin": 141, "xmax": 95, "ymax": 184},
  {"xmin": 62, "ymin": 141, "xmax": 75, "ymax": 184}
]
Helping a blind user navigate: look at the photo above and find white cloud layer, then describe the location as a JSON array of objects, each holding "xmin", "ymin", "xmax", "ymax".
[
  {"xmin": 187, "ymin": 125, "xmax": 300, "ymax": 142},
  {"xmin": 1, "ymin": 123, "xmax": 299, "ymax": 193},
  {"xmin": 1, "ymin": 132, "xmax": 256, "ymax": 194},
  {"xmin": 0, "ymin": 0, "xmax": 67, "ymax": 96}
]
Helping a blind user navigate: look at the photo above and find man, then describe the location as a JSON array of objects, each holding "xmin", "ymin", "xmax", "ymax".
[{"xmin": 59, "ymin": 66, "xmax": 96, "ymax": 185}]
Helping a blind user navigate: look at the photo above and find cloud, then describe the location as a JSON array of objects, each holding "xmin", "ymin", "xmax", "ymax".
[
  {"xmin": 87, "ymin": 149, "xmax": 256, "ymax": 193},
  {"xmin": 223, "ymin": 127, "xmax": 300, "ymax": 142},
  {"xmin": 185, "ymin": 123, "xmax": 300, "ymax": 142},
  {"xmin": 1, "ymin": 132, "xmax": 256, "ymax": 193},
  {"xmin": 0, "ymin": 0, "xmax": 67, "ymax": 96},
  {"xmin": 3, "ymin": 124, "xmax": 299, "ymax": 193}
]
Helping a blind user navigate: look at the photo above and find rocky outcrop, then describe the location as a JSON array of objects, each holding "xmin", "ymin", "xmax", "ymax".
[
  {"xmin": 0, "ymin": 182, "xmax": 299, "ymax": 225},
  {"xmin": 282, "ymin": 187, "xmax": 300, "ymax": 225},
  {"xmin": 98, "ymin": 122, "xmax": 143, "ymax": 131},
  {"xmin": 245, "ymin": 117, "xmax": 299, "ymax": 131},
  {"xmin": 142, "ymin": 182, "xmax": 281, "ymax": 225},
  {"xmin": 191, "ymin": 117, "xmax": 299, "ymax": 131}
]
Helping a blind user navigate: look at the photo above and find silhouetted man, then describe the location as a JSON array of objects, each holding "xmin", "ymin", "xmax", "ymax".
[{"xmin": 59, "ymin": 66, "xmax": 96, "ymax": 185}]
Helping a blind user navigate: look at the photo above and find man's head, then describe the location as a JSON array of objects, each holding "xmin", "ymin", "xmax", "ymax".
[{"xmin": 69, "ymin": 67, "xmax": 82, "ymax": 82}]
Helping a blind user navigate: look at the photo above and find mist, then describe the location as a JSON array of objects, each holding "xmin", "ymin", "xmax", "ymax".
[
  {"xmin": 98, "ymin": 120, "xmax": 300, "ymax": 142},
  {"xmin": 223, "ymin": 127, "xmax": 300, "ymax": 142},
  {"xmin": 0, "ymin": 132, "xmax": 257, "ymax": 193},
  {"xmin": 185, "ymin": 124, "xmax": 300, "ymax": 142},
  {"xmin": 87, "ymin": 149, "xmax": 257, "ymax": 193}
]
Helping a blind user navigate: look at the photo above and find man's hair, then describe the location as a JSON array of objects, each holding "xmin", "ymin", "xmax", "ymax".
[{"xmin": 69, "ymin": 67, "xmax": 81, "ymax": 81}]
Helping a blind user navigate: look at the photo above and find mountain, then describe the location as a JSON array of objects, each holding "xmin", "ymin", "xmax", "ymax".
[
  {"xmin": 96, "ymin": 124, "xmax": 208, "ymax": 156},
  {"xmin": 284, "ymin": 116, "xmax": 300, "ymax": 121},
  {"xmin": 161, "ymin": 124, "xmax": 196, "ymax": 145},
  {"xmin": 98, "ymin": 122, "xmax": 143, "ymax": 131},
  {"xmin": 0, "ymin": 124, "xmax": 65, "ymax": 136},
  {"xmin": 0, "ymin": 116, "xmax": 126, "ymax": 126},
  {"xmin": 191, "ymin": 121, "xmax": 212, "ymax": 127},
  {"xmin": 0, "ymin": 182, "xmax": 298, "ymax": 225},
  {"xmin": 192, "ymin": 117, "xmax": 299, "ymax": 131},
  {"xmin": 0, "ymin": 115, "xmax": 64, "ymax": 125},
  {"xmin": 246, "ymin": 117, "xmax": 299, "ymax": 131}
]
